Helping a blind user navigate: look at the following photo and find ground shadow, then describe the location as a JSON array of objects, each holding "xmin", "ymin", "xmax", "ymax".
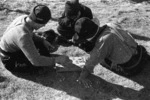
[
  {"xmin": 10, "ymin": 64, "xmax": 150, "ymax": 100},
  {"xmin": 130, "ymin": 0, "xmax": 150, "ymax": 3},
  {"xmin": 4, "ymin": 36, "xmax": 150, "ymax": 100},
  {"xmin": 127, "ymin": 61, "xmax": 150, "ymax": 100},
  {"xmin": 2, "ymin": 33, "xmax": 150, "ymax": 99}
]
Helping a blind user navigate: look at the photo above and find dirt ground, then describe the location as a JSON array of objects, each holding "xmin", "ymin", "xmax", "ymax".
[{"xmin": 0, "ymin": 0, "xmax": 150, "ymax": 100}]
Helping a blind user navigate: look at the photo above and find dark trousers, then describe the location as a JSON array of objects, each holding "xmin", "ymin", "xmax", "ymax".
[
  {"xmin": 104, "ymin": 45, "xmax": 149, "ymax": 77},
  {"xmin": 1, "ymin": 40, "xmax": 51, "ymax": 73}
]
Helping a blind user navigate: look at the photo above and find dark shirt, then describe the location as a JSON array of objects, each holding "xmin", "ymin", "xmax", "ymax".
[{"xmin": 57, "ymin": 1, "xmax": 93, "ymax": 39}]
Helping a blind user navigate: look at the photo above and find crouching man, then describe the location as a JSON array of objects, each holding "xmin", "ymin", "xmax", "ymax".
[
  {"xmin": 0, "ymin": 4, "xmax": 72, "ymax": 73},
  {"xmin": 57, "ymin": 0, "xmax": 93, "ymax": 41},
  {"xmin": 73, "ymin": 17, "xmax": 149, "ymax": 88}
]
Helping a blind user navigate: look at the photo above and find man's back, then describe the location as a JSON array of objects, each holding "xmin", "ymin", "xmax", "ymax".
[
  {"xmin": 0, "ymin": 15, "xmax": 30, "ymax": 52},
  {"xmin": 94, "ymin": 25, "xmax": 137, "ymax": 65}
]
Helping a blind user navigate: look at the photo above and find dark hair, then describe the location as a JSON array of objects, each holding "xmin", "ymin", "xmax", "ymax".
[
  {"xmin": 65, "ymin": 1, "xmax": 80, "ymax": 17},
  {"xmin": 29, "ymin": 5, "xmax": 51, "ymax": 24},
  {"xmin": 74, "ymin": 17, "xmax": 98, "ymax": 40}
]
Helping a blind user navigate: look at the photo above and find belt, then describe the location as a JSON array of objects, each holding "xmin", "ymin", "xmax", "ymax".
[{"xmin": 118, "ymin": 45, "xmax": 142, "ymax": 69}]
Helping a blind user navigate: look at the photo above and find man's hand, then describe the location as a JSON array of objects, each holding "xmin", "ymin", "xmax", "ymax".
[
  {"xmin": 55, "ymin": 55, "xmax": 72, "ymax": 66},
  {"xmin": 76, "ymin": 69, "xmax": 92, "ymax": 88},
  {"xmin": 43, "ymin": 40, "xmax": 57, "ymax": 52},
  {"xmin": 77, "ymin": 77, "xmax": 92, "ymax": 88}
]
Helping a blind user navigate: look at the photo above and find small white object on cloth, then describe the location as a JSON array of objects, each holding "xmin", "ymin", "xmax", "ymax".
[
  {"xmin": 55, "ymin": 56, "xmax": 87, "ymax": 72},
  {"xmin": 69, "ymin": 56, "xmax": 86, "ymax": 67}
]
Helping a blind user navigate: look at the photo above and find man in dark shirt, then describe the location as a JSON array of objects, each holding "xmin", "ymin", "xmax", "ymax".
[{"xmin": 57, "ymin": 0, "xmax": 93, "ymax": 42}]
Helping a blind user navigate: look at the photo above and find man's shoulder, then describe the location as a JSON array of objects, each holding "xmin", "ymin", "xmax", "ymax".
[
  {"xmin": 99, "ymin": 29, "xmax": 114, "ymax": 41},
  {"xmin": 14, "ymin": 15, "xmax": 27, "ymax": 21},
  {"xmin": 65, "ymin": 1, "xmax": 71, "ymax": 4},
  {"xmin": 65, "ymin": 1, "xmax": 73, "ymax": 6},
  {"xmin": 79, "ymin": 4, "xmax": 93, "ymax": 18},
  {"xmin": 15, "ymin": 15, "xmax": 29, "ymax": 32},
  {"xmin": 12, "ymin": 23, "xmax": 30, "ymax": 38},
  {"xmin": 80, "ymin": 4, "xmax": 91, "ymax": 10}
]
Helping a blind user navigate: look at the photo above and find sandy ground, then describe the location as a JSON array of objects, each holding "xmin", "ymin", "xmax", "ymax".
[{"xmin": 0, "ymin": 0, "xmax": 150, "ymax": 100}]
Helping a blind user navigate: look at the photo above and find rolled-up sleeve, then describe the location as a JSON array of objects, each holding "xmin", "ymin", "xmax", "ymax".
[
  {"xmin": 85, "ymin": 34, "xmax": 112, "ymax": 73},
  {"xmin": 16, "ymin": 28, "xmax": 55, "ymax": 67}
]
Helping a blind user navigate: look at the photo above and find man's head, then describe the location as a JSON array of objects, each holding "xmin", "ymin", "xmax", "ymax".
[
  {"xmin": 70, "ymin": 0, "xmax": 79, "ymax": 4},
  {"xmin": 29, "ymin": 4, "xmax": 51, "ymax": 28},
  {"xmin": 65, "ymin": 0, "xmax": 80, "ymax": 18},
  {"xmin": 74, "ymin": 17, "xmax": 98, "ymax": 42}
]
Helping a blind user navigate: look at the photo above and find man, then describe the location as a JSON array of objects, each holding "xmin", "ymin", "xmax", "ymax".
[
  {"xmin": 0, "ymin": 4, "xmax": 72, "ymax": 73},
  {"xmin": 73, "ymin": 17, "xmax": 148, "ymax": 88},
  {"xmin": 57, "ymin": 0, "xmax": 93, "ymax": 42}
]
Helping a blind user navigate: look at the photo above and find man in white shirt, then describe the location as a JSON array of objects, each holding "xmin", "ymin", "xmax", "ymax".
[
  {"xmin": 0, "ymin": 4, "xmax": 72, "ymax": 73},
  {"xmin": 73, "ymin": 17, "xmax": 148, "ymax": 88}
]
